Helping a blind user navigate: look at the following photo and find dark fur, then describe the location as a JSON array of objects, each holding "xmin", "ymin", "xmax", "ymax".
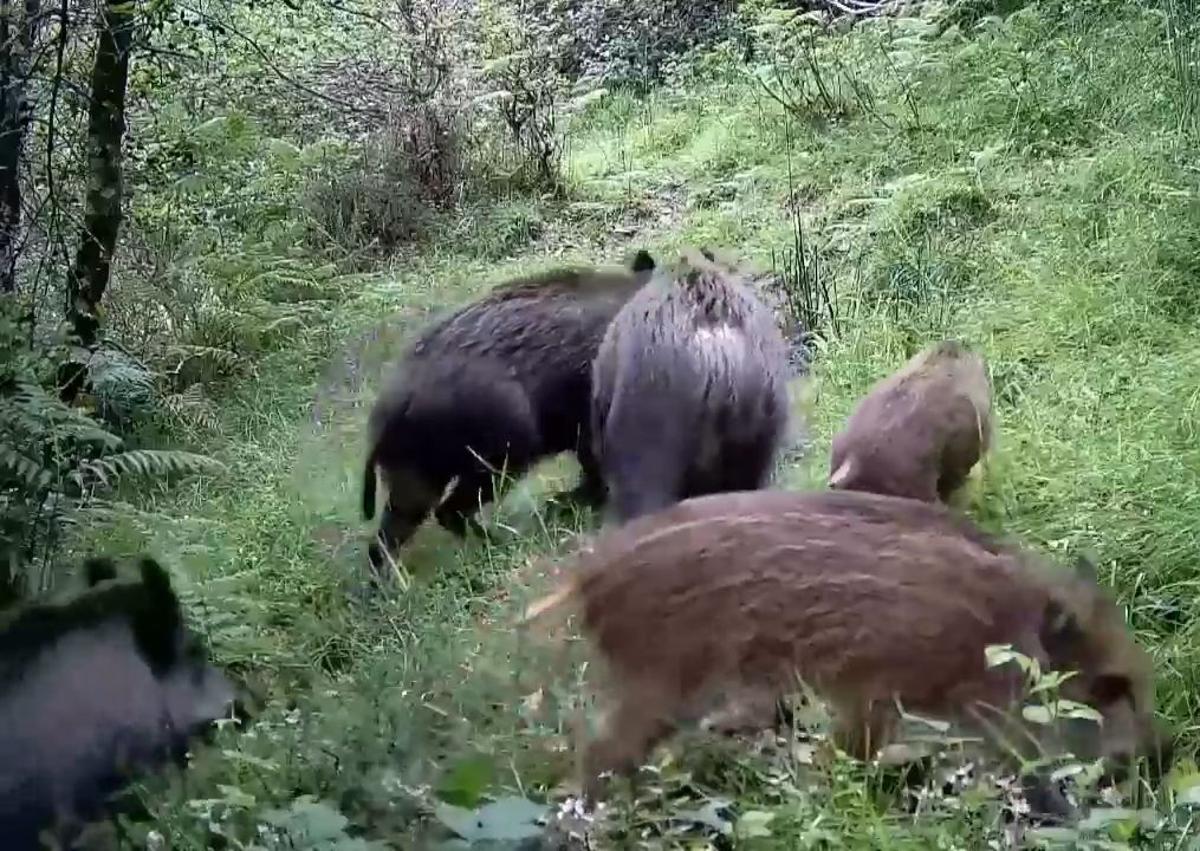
[
  {"xmin": 0, "ymin": 556, "xmax": 234, "ymax": 849},
  {"xmin": 829, "ymin": 340, "xmax": 993, "ymax": 502},
  {"xmin": 362, "ymin": 253, "xmax": 657, "ymax": 570},
  {"xmin": 590, "ymin": 248, "xmax": 790, "ymax": 522},
  {"xmin": 526, "ymin": 489, "xmax": 1156, "ymax": 803}
]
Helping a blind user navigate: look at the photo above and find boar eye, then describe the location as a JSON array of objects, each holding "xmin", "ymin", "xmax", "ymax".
[{"xmin": 1091, "ymin": 674, "xmax": 1133, "ymax": 707}]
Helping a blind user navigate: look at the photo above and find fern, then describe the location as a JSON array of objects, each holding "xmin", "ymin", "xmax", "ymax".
[
  {"xmin": 71, "ymin": 449, "xmax": 227, "ymax": 490},
  {"xmin": 162, "ymin": 384, "xmax": 222, "ymax": 433},
  {"xmin": 88, "ymin": 348, "xmax": 159, "ymax": 428},
  {"xmin": 0, "ymin": 445, "xmax": 52, "ymax": 490},
  {"xmin": 166, "ymin": 344, "xmax": 243, "ymax": 374}
]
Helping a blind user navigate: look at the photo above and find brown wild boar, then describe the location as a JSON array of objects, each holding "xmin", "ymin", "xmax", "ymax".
[
  {"xmin": 362, "ymin": 252, "xmax": 657, "ymax": 573},
  {"xmin": 523, "ymin": 489, "xmax": 1154, "ymax": 803},
  {"xmin": 829, "ymin": 340, "xmax": 993, "ymax": 502},
  {"xmin": 590, "ymin": 248, "xmax": 791, "ymax": 523}
]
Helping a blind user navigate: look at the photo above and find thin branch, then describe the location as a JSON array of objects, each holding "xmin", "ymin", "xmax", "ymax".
[{"xmin": 178, "ymin": 2, "xmax": 370, "ymax": 112}]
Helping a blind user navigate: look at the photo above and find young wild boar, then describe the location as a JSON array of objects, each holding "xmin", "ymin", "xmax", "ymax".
[
  {"xmin": 829, "ymin": 340, "xmax": 993, "ymax": 502},
  {"xmin": 0, "ymin": 556, "xmax": 236, "ymax": 849},
  {"xmin": 524, "ymin": 489, "xmax": 1155, "ymax": 803},
  {"xmin": 362, "ymin": 252, "xmax": 657, "ymax": 572},
  {"xmin": 590, "ymin": 248, "xmax": 790, "ymax": 523}
]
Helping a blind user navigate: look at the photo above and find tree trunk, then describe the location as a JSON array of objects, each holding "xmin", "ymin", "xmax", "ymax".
[
  {"xmin": 0, "ymin": 0, "xmax": 41, "ymax": 294},
  {"xmin": 60, "ymin": 0, "xmax": 133, "ymax": 402}
]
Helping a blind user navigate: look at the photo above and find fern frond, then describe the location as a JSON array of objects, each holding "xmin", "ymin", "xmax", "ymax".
[
  {"xmin": 166, "ymin": 344, "xmax": 242, "ymax": 372},
  {"xmin": 162, "ymin": 385, "xmax": 222, "ymax": 433},
  {"xmin": 0, "ymin": 445, "xmax": 53, "ymax": 490},
  {"xmin": 71, "ymin": 450, "xmax": 226, "ymax": 490}
]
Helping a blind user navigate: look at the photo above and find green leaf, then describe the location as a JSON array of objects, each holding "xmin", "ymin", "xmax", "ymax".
[
  {"xmin": 1174, "ymin": 771, "xmax": 1200, "ymax": 806},
  {"xmin": 736, "ymin": 810, "xmax": 777, "ymax": 839},
  {"xmin": 1076, "ymin": 806, "xmax": 1158, "ymax": 836},
  {"xmin": 984, "ymin": 644, "xmax": 1022, "ymax": 669},
  {"xmin": 1054, "ymin": 699, "xmax": 1103, "ymax": 723},
  {"xmin": 260, "ymin": 797, "xmax": 387, "ymax": 849},
  {"xmin": 434, "ymin": 796, "xmax": 547, "ymax": 842},
  {"xmin": 673, "ymin": 799, "xmax": 734, "ymax": 835},
  {"xmin": 267, "ymin": 138, "xmax": 300, "ymax": 158},
  {"xmin": 1021, "ymin": 704, "xmax": 1054, "ymax": 725},
  {"xmin": 216, "ymin": 784, "xmax": 256, "ymax": 808},
  {"xmin": 435, "ymin": 754, "xmax": 496, "ymax": 807}
]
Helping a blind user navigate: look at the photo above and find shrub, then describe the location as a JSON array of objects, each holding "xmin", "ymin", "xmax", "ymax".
[{"xmin": 530, "ymin": 0, "xmax": 739, "ymax": 90}]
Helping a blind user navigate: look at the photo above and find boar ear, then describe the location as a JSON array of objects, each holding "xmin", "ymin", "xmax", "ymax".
[
  {"xmin": 83, "ymin": 556, "xmax": 119, "ymax": 587},
  {"xmin": 630, "ymin": 249, "xmax": 656, "ymax": 273},
  {"xmin": 1039, "ymin": 598, "xmax": 1084, "ymax": 657},
  {"xmin": 132, "ymin": 558, "xmax": 185, "ymax": 675},
  {"xmin": 1073, "ymin": 551, "xmax": 1099, "ymax": 582}
]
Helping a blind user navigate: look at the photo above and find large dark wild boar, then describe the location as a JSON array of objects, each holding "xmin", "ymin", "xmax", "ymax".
[
  {"xmin": 362, "ymin": 252, "xmax": 657, "ymax": 571},
  {"xmin": 590, "ymin": 248, "xmax": 790, "ymax": 522},
  {"xmin": 829, "ymin": 340, "xmax": 993, "ymax": 502},
  {"xmin": 0, "ymin": 556, "xmax": 236, "ymax": 849},
  {"xmin": 523, "ymin": 489, "xmax": 1155, "ymax": 804}
]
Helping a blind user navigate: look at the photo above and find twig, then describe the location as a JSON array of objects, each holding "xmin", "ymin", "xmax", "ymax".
[{"xmin": 178, "ymin": 2, "xmax": 372, "ymax": 113}]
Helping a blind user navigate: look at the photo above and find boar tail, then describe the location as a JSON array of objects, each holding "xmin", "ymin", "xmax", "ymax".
[{"xmin": 361, "ymin": 444, "xmax": 379, "ymax": 521}]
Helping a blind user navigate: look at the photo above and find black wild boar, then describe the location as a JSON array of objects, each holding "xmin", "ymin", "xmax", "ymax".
[
  {"xmin": 362, "ymin": 252, "xmax": 657, "ymax": 572},
  {"xmin": 0, "ymin": 556, "xmax": 235, "ymax": 849}
]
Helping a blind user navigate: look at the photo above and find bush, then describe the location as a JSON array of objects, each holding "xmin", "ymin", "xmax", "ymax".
[
  {"xmin": 302, "ymin": 104, "xmax": 467, "ymax": 257},
  {"xmin": 530, "ymin": 0, "xmax": 739, "ymax": 90},
  {"xmin": 0, "ymin": 295, "xmax": 224, "ymax": 596},
  {"xmin": 476, "ymin": 0, "xmax": 571, "ymax": 193}
]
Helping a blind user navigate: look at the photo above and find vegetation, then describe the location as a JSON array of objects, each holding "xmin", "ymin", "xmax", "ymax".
[{"xmin": 2, "ymin": 0, "xmax": 1200, "ymax": 846}]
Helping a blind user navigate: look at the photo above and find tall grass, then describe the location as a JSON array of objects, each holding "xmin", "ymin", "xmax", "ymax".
[{"xmin": 88, "ymin": 1, "xmax": 1200, "ymax": 846}]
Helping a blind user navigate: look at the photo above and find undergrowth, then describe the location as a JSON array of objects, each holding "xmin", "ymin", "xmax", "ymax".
[{"xmin": 66, "ymin": 1, "xmax": 1200, "ymax": 848}]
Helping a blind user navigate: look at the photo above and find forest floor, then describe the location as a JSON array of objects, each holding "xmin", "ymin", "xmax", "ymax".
[{"xmin": 107, "ymin": 3, "xmax": 1200, "ymax": 848}]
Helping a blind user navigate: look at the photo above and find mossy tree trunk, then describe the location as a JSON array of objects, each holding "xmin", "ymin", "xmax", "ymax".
[
  {"xmin": 0, "ymin": 0, "xmax": 41, "ymax": 294},
  {"xmin": 60, "ymin": 0, "xmax": 134, "ymax": 402}
]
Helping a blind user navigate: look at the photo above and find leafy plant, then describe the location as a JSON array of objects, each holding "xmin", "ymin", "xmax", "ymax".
[{"xmin": 478, "ymin": 0, "xmax": 570, "ymax": 192}]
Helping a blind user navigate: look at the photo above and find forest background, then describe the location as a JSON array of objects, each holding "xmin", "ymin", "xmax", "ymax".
[{"xmin": 2, "ymin": 0, "xmax": 1200, "ymax": 846}]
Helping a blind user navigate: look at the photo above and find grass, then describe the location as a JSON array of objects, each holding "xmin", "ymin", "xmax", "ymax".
[{"xmin": 78, "ymin": 1, "xmax": 1200, "ymax": 847}]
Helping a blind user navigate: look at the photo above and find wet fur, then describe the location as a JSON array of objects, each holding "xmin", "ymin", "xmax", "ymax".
[
  {"xmin": 362, "ymin": 253, "xmax": 656, "ymax": 569},
  {"xmin": 591, "ymin": 248, "xmax": 790, "ymax": 522},
  {"xmin": 526, "ymin": 489, "xmax": 1155, "ymax": 802},
  {"xmin": 0, "ymin": 556, "xmax": 234, "ymax": 848},
  {"xmin": 829, "ymin": 340, "xmax": 993, "ymax": 502}
]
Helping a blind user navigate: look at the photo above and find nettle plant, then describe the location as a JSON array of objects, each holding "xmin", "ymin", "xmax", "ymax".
[{"xmin": 984, "ymin": 643, "xmax": 1109, "ymax": 783}]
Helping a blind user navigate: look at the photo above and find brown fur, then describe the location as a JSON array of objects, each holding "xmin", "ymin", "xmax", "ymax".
[
  {"xmin": 525, "ymin": 489, "xmax": 1155, "ymax": 802},
  {"xmin": 829, "ymin": 340, "xmax": 993, "ymax": 502}
]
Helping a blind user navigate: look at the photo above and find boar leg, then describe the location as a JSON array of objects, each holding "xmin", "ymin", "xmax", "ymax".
[
  {"xmin": 830, "ymin": 698, "xmax": 899, "ymax": 761},
  {"xmin": 369, "ymin": 490, "xmax": 437, "ymax": 574},
  {"xmin": 581, "ymin": 683, "xmax": 676, "ymax": 805},
  {"xmin": 433, "ymin": 468, "xmax": 505, "ymax": 538},
  {"xmin": 701, "ymin": 684, "xmax": 782, "ymax": 736}
]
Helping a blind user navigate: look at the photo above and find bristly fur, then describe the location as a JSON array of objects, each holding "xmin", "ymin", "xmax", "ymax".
[
  {"xmin": 828, "ymin": 339, "xmax": 994, "ymax": 503},
  {"xmin": 590, "ymin": 245, "xmax": 791, "ymax": 522},
  {"xmin": 539, "ymin": 488, "xmax": 1156, "ymax": 802},
  {"xmin": 82, "ymin": 557, "xmax": 118, "ymax": 587},
  {"xmin": 0, "ymin": 555, "xmax": 185, "ymax": 681},
  {"xmin": 361, "ymin": 252, "xmax": 657, "ymax": 569}
]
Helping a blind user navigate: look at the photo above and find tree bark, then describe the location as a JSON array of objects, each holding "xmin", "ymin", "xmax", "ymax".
[
  {"xmin": 0, "ymin": 0, "xmax": 41, "ymax": 294},
  {"xmin": 60, "ymin": 0, "xmax": 134, "ymax": 402}
]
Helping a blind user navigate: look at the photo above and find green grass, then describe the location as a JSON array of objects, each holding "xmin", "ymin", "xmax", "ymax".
[{"xmin": 81, "ymin": 2, "xmax": 1200, "ymax": 847}]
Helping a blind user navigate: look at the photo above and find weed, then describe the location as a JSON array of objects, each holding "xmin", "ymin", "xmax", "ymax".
[{"xmin": 67, "ymin": 0, "xmax": 1200, "ymax": 847}]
